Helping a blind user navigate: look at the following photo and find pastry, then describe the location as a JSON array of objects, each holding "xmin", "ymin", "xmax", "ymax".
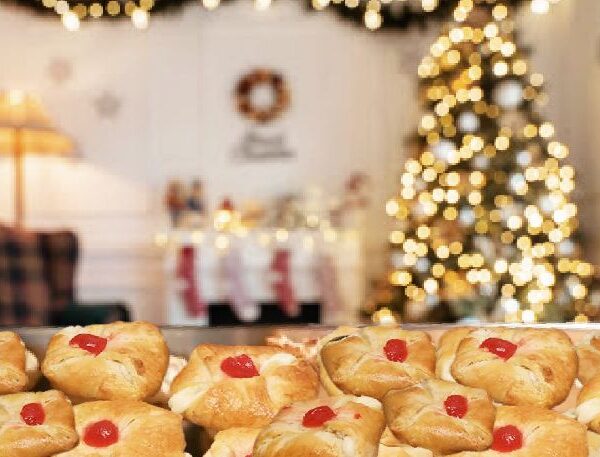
[
  {"xmin": 436, "ymin": 328, "xmax": 473, "ymax": 382},
  {"xmin": 451, "ymin": 327, "xmax": 576, "ymax": 407},
  {"xmin": 42, "ymin": 321, "xmax": 169, "ymax": 401},
  {"xmin": 169, "ymin": 344, "xmax": 319, "ymax": 429},
  {"xmin": 383, "ymin": 379, "xmax": 495, "ymax": 454},
  {"xmin": 588, "ymin": 431, "xmax": 600, "ymax": 457},
  {"xmin": 203, "ymin": 428, "xmax": 260, "ymax": 457},
  {"xmin": 55, "ymin": 400, "xmax": 187, "ymax": 457},
  {"xmin": 378, "ymin": 431, "xmax": 433, "ymax": 457},
  {"xmin": 253, "ymin": 395, "xmax": 386, "ymax": 457},
  {"xmin": 318, "ymin": 325, "xmax": 435, "ymax": 399},
  {"xmin": 149, "ymin": 355, "xmax": 188, "ymax": 405},
  {"xmin": 577, "ymin": 374, "xmax": 600, "ymax": 433},
  {"xmin": 0, "ymin": 331, "xmax": 40, "ymax": 393},
  {"xmin": 448, "ymin": 405, "xmax": 587, "ymax": 456},
  {"xmin": 577, "ymin": 334, "xmax": 600, "ymax": 384},
  {"xmin": 0, "ymin": 390, "xmax": 78, "ymax": 457}
]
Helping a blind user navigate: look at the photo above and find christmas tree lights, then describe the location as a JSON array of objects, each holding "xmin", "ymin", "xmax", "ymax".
[{"xmin": 378, "ymin": 0, "xmax": 592, "ymax": 323}]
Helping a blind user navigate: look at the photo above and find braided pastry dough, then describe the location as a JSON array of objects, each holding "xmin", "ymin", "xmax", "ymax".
[
  {"xmin": 451, "ymin": 328, "xmax": 576, "ymax": 407},
  {"xmin": 169, "ymin": 344, "xmax": 319, "ymax": 429},
  {"xmin": 589, "ymin": 431, "xmax": 600, "ymax": 457},
  {"xmin": 384, "ymin": 379, "xmax": 495, "ymax": 454},
  {"xmin": 55, "ymin": 400, "xmax": 187, "ymax": 457},
  {"xmin": 253, "ymin": 395, "xmax": 385, "ymax": 457},
  {"xmin": 42, "ymin": 321, "xmax": 169, "ymax": 401},
  {"xmin": 0, "ymin": 331, "xmax": 39, "ymax": 393},
  {"xmin": 448, "ymin": 405, "xmax": 587, "ymax": 456},
  {"xmin": 203, "ymin": 428, "xmax": 260, "ymax": 457},
  {"xmin": 0, "ymin": 390, "xmax": 78, "ymax": 457},
  {"xmin": 319, "ymin": 326, "xmax": 435, "ymax": 399}
]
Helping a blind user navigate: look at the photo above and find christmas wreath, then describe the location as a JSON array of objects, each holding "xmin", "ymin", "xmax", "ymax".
[{"xmin": 235, "ymin": 68, "xmax": 290, "ymax": 123}]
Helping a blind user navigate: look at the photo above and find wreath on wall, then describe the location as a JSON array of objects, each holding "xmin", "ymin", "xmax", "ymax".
[{"xmin": 235, "ymin": 69, "xmax": 290, "ymax": 123}]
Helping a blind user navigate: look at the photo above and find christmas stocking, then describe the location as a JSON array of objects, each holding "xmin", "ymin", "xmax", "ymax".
[
  {"xmin": 271, "ymin": 249, "xmax": 300, "ymax": 317},
  {"xmin": 176, "ymin": 246, "xmax": 206, "ymax": 317},
  {"xmin": 222, "ymin": 244, "xmax": 260, "ymax": 322}
]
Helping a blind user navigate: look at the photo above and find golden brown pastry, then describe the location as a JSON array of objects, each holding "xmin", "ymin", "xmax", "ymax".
[
  {"xmin": 169, "ymin": 344, "xmax": 319, "ymax": 429},
  {"xmin": 588, "ymin": 431, "xmax": 600, "ymax": 457},
  {"xmin": 42, "ymin": 321, "xmax": 169, "ymax": 401},
  {"xmin": 318, "ymin": 325, "xmax": 435, "ymax": 399},
  {"xmin": 577, "ymin": 374, "xmax": 600, "ymax": 433},
  {"xmin": 383, "ymin": 379, "xmax": 495, "ymax": 454},
  {"xmin": 204, "ymin": 428, "xmax": 260, "ymax": 457},
  {"xmin": 577, "ymin": 334, "xmax": 600, "ymax": 384},
  {"xmin": 55, "ymin": 400, "xmax": 187, "ymax": 457},
  {"xmin": 448, "ymin": 405, "xmax": 587, "ymax": 456},
  {"xmin": 436, "ymin": 328, "xmax": 473, "ymax": 382},
  {"xmin": 451, "ymin": 327, "xmax": 576, "ymax": 407},
  {"xmin": 378, "ymin": 431, "xmax": 433, "ymax": 457},
  {"xmin": 0, "ymin": 390, "xmax": 78, "ymax": 457},
  {"xmin": 0, "ymin": 331, "xmax": 40, "ymax": 393},
  {"xmin": 253, "ymin": 395, "xmax": 386, "ymax": 457}
]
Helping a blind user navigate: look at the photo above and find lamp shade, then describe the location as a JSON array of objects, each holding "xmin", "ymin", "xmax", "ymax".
[{"xmin": 0, "ymin": 90, "xmax": 74, "ymax": 156}]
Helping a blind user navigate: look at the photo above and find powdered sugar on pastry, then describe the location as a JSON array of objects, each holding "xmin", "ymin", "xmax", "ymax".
[{"xmin": 169, "ymin": 384, "xmax": 210, "ymax": 414}]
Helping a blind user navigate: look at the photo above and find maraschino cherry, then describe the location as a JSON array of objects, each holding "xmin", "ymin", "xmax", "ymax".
[
  {"xmin": 20, "ymin": 403, "xmax": 45, "ymax": 426},
  {"xmin": 384, "ymin": 339, "xmax": 408, "ymax": 362},
  {"xmin": 480, "ymin": 338, "xmax": 517, "ymax": 361},
  {"xmin": 491, "ymin": 425, "xmax": 523, "ymax": 452},
  {"xmin": 444, "ymin": 395, "xmax": 468, "ymax": 419},
  {"xmin": 69, "ymin": 334, "xmax": 108, "ymax": 356},
  {"xmin": 220, "ymin": 354, "xmax": 259, "ymax": 378},
  {"xmin": 84, "ymin": 420, "xmax": 119, "ymax": 448},
  {"xmin": 302, "ymin": 406, "xmax": 337, "ymax": 428}
]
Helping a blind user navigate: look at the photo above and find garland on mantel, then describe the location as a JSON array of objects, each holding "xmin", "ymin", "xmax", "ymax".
[{"xmin": 1, "ymin": 0, "xmax": 544, "ymax": 32}]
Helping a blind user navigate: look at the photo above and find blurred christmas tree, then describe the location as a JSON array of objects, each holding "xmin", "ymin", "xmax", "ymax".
[{"xmin": 369, "ymin": 0, "xmax": 594, "ymax": 323}]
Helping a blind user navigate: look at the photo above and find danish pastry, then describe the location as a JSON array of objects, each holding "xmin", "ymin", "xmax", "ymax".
[
  {"xmin": 577, "ymin": 333, "xmax": 600, "ymax": 384},
  {"xmin": 42, "ymin": 321, "xmax": 169, "ymax": 401},
  {"xmin": 203, "ymin": 428, "xmax": 260, "ymax": 457},
  {"xmin": 448, "ymin": 405, "xmax": 587, "ymax": 456},
  {"xmin": 0, "ymin": 390, "xmax": 78, "ymax": 457},
  {"xmin": 383, "ymin": 379, "xmax": 495, "ymax": 454},
  {"xmin": 319, "ymin": 325, "xmax": 435, "ymax": 399},
  {"xmin": 577, "ymin": 374, "xmax": 600, "ymax": 433},
  {"xmin": 253, "ymin": 395, "xmax": 386, "ymax": 457},
  {"xmin": 451, "ymin": 327, "xmax": 576, "ymax": 407},
  {"xmin": 169, "ymin": 344, "xmax": 319, "ymax": 429},
  {"xmin": 0, "ymin": 331, "xmax": 40, "ymax": 393},
  {"xmin": 55, "ymin": 400, "xmax": 187, "ymax": 457},
  {"xmin": 378, "ymin": 431, "xmax": 433, "ymax": 457},
  {"xmin": 436, "ymin": 328, "xmax": 473, "ymax": 382}
]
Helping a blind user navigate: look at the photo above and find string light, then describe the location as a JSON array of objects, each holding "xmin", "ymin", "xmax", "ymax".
[
  {"xmin": 131, "ymin": 7, "xmax": 149, "ymax": 29},
  {"xmin": 61, "ymin": 10, "xmax": 80, "ymax": 30}
]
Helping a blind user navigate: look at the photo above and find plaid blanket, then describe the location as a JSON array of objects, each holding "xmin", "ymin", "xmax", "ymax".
[{"xmin": 0, "ymin": 225, "xmax": 78, "ymax": 326}]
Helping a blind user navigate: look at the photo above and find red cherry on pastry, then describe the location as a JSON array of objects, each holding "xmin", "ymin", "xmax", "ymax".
[
  {"xmin": 20, "ymin": 403, "xmax": 45, "ymax": 426},
  {"xmin": 302, "ymin": 406, "xmax": 337, "ymax": 428},
  {"xmin": 69, "ymin": 333, "xmax": 108, "ymax": 356},
  {"xmin": 384, "ymin": 339, "xmax": 408, "ymax": 362},
  {"xmin": 444, "ymin": 395, "xmax": 468, "ymax": 419},
  {"xmin": 220, "ymin": 354, "xmax": 259, "ymax": 378},
  {"xmin": 479, "ymin": 338, "xmax": 517, "ymax": 361},
  {"xmin": 491, "ymin": 425, "xmax": 523, "ymax": 452},
  {"xmin": 84, "ymin": 420, "xmax": 119, "ymax": 448}
]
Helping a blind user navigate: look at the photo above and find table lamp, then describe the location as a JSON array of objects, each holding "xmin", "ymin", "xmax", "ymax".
[{"xmin": 0, "ymin": 90, "xmax": 74, "ymax": 227}]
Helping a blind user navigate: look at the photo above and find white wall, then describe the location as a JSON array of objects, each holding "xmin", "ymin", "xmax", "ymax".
[{"xmin": 0, "ymin": 0, "xmax": 598, "ymax": 321}]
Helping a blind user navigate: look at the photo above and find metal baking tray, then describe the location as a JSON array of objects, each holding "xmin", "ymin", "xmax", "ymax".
[{"xmin": 10, "ymin": 323, "xmax": 600, "ymax": 455}]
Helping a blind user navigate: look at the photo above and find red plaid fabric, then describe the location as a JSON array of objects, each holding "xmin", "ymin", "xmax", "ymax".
[{"xmin": 0, "ymin": 225, "xmax": 78, "ymax": 326}]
